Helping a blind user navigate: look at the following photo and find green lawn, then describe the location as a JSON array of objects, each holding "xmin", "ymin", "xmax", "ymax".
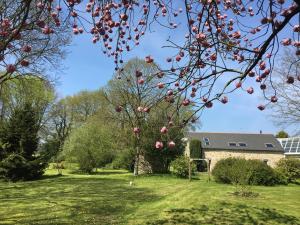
[{"xmin": 0, "ymin": 169, "xmax": 299, "ymax": 225}]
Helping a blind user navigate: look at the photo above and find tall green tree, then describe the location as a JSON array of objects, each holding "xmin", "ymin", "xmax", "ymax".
[
  {"xmin": 0, "ymin": 76, "xmax": 55, "ymax": 180},
  {"xmin": 44, "ymin": 89, "xmax": 109, "ymax": 163},
  {"xmin": 0, "ymin": 103, "xmax": 47, "ymax": 181},
  {"xmin": 63, "ymin": 118, "xmax": 117, "ymax": 173},
  {"xmin": 0, "ymin": 76, "xmax": 55, "ymax": 128}
]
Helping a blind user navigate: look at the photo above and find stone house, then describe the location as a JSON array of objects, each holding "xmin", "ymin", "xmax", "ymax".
[{"xmin": 185, "ymin": 132, "xmax": 285, "ymax": 169}]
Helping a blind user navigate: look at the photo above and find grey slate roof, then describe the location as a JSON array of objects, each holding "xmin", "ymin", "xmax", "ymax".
[{"xmin": 186, "ymin": 132, "xmax": 284, "ymax": 152}]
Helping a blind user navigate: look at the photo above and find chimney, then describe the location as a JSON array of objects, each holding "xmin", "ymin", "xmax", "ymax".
[{"xmin": 260, "ymin": 130, "xmax": 262, "ymax": 134}]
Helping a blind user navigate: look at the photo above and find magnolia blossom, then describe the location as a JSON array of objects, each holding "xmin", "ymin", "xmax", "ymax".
[
  {"xmin": 133, "ymin": 127, "xmax": 140, "ymax": 134},
  {"xmin": 247, "ymin": 87, "xmax": 254, "ymax": 94},
  {"xmin": 168, "ymin": 141, "xmax": 176, "ymax": 148},
  {"xmin": 160, "ymin": 126, "xmax": 168, "ymax": 134},
  {"xmin": 155, "ymin": 141, "xmax": 163, "ymax": 149}
]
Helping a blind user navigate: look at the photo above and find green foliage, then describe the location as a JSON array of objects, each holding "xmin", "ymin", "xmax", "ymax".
[
  {"xmin": 111, "ymin": 148, "xmax": 135, "ymax": 171},
  {"xmin": 212, "ymin": 158, "xmax": 283, "ymax": 186},
  {"xmin": 0, "ymin": 103, "xmax": 47, "ymax": 181},
  {"xmin": 105, "ymin": 58, "xmax": 196, "ymax": 174},
  {"xmin": 275, "ymin": 131, "xmax": 289, "ymax": 138},
  {"xmin": 189, "ymin": 139, "xmax": 202, "ymax": 159},
  {"xmin": 170, "ymin": 156, "xmax": 196, "ymax": 178},
  {"xmin": 40, "ymin": 138, "xmax": 62, "ymax": 161},
  {"xmin": 0, "ymin": 153, "xmax": 46, "ymax": 182},
  {"xmin": 63, "ymin": 121, "xmax": 116, "ymax": 173},
  {"xmin": 141, "ymin": 118, "xmax": 186, "ymax": 173},
  {"xmin": 276, "ymin": 158, "xmax": 300, "ymax": 183},
  {"xmin": 247, "ymin": 160, "xmax": 285, "ymax": 186},
  {"xmin": 0, "ymin": 77, "xmax": 55, "ymax": 122}
]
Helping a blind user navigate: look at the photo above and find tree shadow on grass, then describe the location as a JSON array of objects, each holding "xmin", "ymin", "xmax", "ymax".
[
  {"xmin": 0, "ymin": 175, "xmax": 159, "ymax": 225},
  {"xmin": 147, "ymin": 202, "xmax": 300, "ymax": 225},
  {"xmin": 68, "ymin": 169, "xmax": 130, "ymax": 176}
]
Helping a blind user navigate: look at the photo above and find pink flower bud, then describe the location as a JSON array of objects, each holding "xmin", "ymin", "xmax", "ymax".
[
  {"xmin": 133, "ymin": 127, "xmax": 141, "ymax": 134},
  {"xmin": 160, "ymin": 126, "xmax": 168, "ymax": 134},
  {"xmin": 155, "ymin": 141, "xmax": 164, "ymax": 149},
  {"xmin": 257, "ymin": 105, "xmax": 265, "ymax": 111},
  {"xmin": 247, "ymin": 87, "xmax": 254, "ymax": 94},
  {"xmin": 168, "ymin": 141, "xmax": 175, "ymax": 148}
]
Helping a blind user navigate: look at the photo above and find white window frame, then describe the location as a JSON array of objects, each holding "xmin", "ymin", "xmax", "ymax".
[
  {"xmin": 228, "ymin": 142, "xmax": 237, "ymax": 147},
  {"xmin": 265, "ymin": 143, "xmax": 274, "ymax": 148},
  {"xmin": 238, "ymin": 142, "xmax": 247, "ymax": 147}
]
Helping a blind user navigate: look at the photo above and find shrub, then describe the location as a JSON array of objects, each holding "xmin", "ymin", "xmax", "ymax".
[
  {"xmin": 170, "ymin": 156, "xmax": 196, "ymax": 178},
  {"xmin": 77, "ymin": 150, "xmax": 97, "ymax": 173},
  {"xmin": 247, "ymin": 160, "xmax": 284, "ymax": 186},
  {"xmin": 111, "ymin": 148, "xmax": 135, "ymax": 171},
  {"xmin": 211, "ymin": 157, "xmax": 239, "ymax": 184},
  {"xmin": 0, "ymin": 154, "xmax": 46, "ymax": 182},
  {"xmin": 212, "ymin": 158, "xmax": 283, "ymax": 186},
  {"xmin": 276, "ymin": 158, "xmax": 300, "ymax": 183},
  {"xmin": 63, "ymin": 122, "xmax": 116, "ymax": 174}
]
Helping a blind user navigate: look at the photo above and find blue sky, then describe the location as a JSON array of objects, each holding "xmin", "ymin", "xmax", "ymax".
[{"xmin": 56, "ymin": 10, "xmax": 296, "ymax": 136}]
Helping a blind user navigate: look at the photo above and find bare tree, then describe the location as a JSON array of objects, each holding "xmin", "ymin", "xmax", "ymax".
[
  {"xmin": 0, "ymin": 0, "xmax": 70, "ymax": 84},
  {"xmin": 269, "ymin": 50, "xmax": 300, "ymax": 133}
]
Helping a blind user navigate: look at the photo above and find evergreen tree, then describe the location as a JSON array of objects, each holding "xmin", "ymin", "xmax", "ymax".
[{"xmin": 0, "ymin": 103, "xmax": 47, "ymax": 181}]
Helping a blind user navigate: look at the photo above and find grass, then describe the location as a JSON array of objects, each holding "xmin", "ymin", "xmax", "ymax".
[{"xmin": 0, "ymin": 168, "xmax": 299, "ymax": 225}]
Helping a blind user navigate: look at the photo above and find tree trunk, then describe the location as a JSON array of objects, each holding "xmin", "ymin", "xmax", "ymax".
[
  {"xmin": 0, "ymin": 84, "xmax": 5, "ymax": 121},
  {"xmin": 133, "ymin": 145, "xmax": 140, "ymax": 176}
]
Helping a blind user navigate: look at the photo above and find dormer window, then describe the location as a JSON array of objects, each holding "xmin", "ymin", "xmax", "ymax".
[
  {"xmin": 228, "ymin": 142, "xmax": 237, "ymax": 147},
  {"xmin": 238, "ymin": 143, "xmax": 247, "ymax": 147},
  {"xmin": 265, "ymin": 143, "xmax": 274, "ymax": 148},
  {"xmin": 203, "ymin": 137, "xmax": 210, "ymax": 146}
]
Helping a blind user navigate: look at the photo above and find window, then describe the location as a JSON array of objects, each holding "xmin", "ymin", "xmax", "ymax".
[
  {"xmin": 228, "ymin": 142, "xmax": 237, "ymax": 147},
  {"xmin": 285, "ymin": 141, "xmax": 292, "ymax": 148},
  {"xmin": 265, "ymin": 143, "xmax": 274, "ymax": 148},
  {"xmin": 238, "ymin": 143, "xmax": 247, "ymax": 147},
  {"xmin": 203, "ymin": 137, "xmax": 210, "ymax": 146},
  {"xmin": 204, "ymin": 138, "xmax": 209, "ymax": 142}
]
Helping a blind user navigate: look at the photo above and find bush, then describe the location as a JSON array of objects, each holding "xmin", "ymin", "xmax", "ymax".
[
  {"xmin": 111, "ymin": 148, "xmax": 135, "ymax": 171},
  {"xmin": 77, "ymin": 150, "xmax": 97, "ymax": 173},
  {"xmin": 276, "ymin": 158, "xmax": 300, "ymax": 183},
  {"xmin": 63, "ymin": 122, "xmax": 116, "ymax": 174},
  {"xmin": 0, "ymin": 153, "xmax": 46, "ymax": 182},
  {"xmin": 247, "ymin": 160, "xmax": 284, "ymax": 186},
  {"xmin": 211, "ymin": 157, "xmax": 239, "ymax": 184},
  {"xmin": 212, "ymin": 158, "xmax": 283, "ymax": 186},
  {"xmin": 170, "ymin": 156, "xmax": 196, "ymax": 178}
]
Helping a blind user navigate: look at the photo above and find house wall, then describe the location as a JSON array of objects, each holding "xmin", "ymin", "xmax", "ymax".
[
  {"xmin": 285, "ymin": 154, "xmax": 300, "ymax": 160},
  {"xmin": 185, "ymin": 141, "xmax": 285, "ymax": 169},
  {"xmin": 203, "ymin": 149, "xmax": 284, "ymax": 169}
]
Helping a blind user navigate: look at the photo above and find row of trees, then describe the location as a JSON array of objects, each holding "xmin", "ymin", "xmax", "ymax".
[
  {"xmin": 61, "ymin": 58, "xmax": 194, "ymax": 174},
  {"xmin": 0, "ymin": 59, "xmax": 196, "ymax": 180},
  {"xmin": 0, "ymin": 54, "xmax": 298, "ymax": 181}
]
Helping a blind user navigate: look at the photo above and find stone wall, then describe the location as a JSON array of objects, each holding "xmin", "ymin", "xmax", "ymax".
[
  {"xmin": 185, "ymin": 143, "xmax": 284, "ymax": 169},
  {"xmin": 285, "ymin": 154, "xmax": 300, "ymax": 160},
  {"xmin": 204, "ymin": 149, "xmax": 284, "ymax": 169}
]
